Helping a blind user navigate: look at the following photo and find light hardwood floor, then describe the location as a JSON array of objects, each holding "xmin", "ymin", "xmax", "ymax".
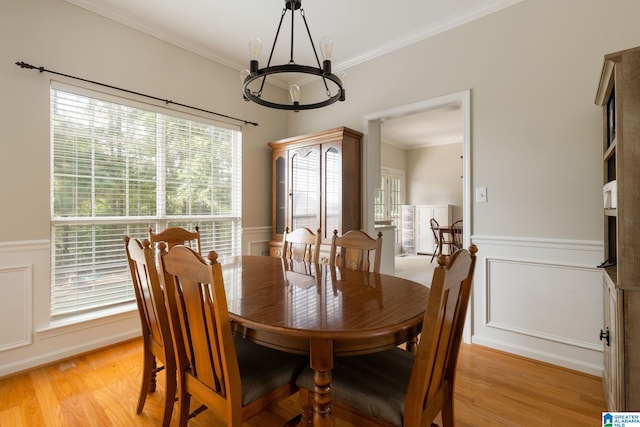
[{"xmin": 0, "ymin": 338, "xmax": 605, "ymax": 426}]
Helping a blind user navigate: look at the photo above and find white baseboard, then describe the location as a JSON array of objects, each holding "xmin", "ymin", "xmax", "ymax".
[
  {"xmin": 472, "ymin": 335, "xmax": 603, "ymax": 376},
  {"xmin": 0, "ymin": 329, "xmax": 140, "ymax": 378}
]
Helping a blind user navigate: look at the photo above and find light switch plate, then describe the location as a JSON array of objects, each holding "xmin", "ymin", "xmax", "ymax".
[{"xmin": 476, "ymin": 187, "xmax": 487, "ymax": 203}]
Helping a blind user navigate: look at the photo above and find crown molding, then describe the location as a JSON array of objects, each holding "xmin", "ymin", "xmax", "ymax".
[{"xmin": 66, "ymin": 0, "xmax": 524, "ymax": 90}]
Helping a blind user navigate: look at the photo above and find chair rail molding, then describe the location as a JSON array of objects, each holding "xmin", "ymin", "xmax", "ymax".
[
  {"xmin": 471, "ymin": 235, "xmax": 603, "ymax": 252},
  {"xmin": 470, "ymin": 235, "xmax": 604, "ymax": 376}
]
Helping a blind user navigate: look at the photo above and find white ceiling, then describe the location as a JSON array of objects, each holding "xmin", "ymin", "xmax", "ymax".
[
  {"xmin": 381, "ymin": 104, "xmax": 464, "ymax": 149},
  {"xmin": 65, "ymin": 0, "xmax": 520, "ymax": 147}
]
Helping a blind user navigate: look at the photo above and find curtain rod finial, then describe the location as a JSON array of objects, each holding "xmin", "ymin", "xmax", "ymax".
[{"xmin": 15, "ymin": 61, "xmax": 44, "ymax": 72}]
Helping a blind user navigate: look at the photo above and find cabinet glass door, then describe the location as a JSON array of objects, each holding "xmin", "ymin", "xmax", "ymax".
[
  {"xmin": 324, "ymin": 146, "xmax": 341, "ymax": 239},
  {"xmin": 274, "ymin": 154, "xmax": 286, "ymax": 235},
  {"xmin": 290, "ymin": 147, "xmax": 320, "ymax": 231}
]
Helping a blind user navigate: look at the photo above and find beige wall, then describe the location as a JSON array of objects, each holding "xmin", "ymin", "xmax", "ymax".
[
  {"xmin": 0, "ymin": 0, "xmax": 289, "ymax": 242},
  {"xmin": 380, "ymin": 142, "xmax": 406, "ymax": 172},
  {"xmin": 289, "ymin": 0, "xmax": 640, "ymax": 242},
  {"xmin": 406, "ymin": 143, "xmax": 464, "ymax": 222}
]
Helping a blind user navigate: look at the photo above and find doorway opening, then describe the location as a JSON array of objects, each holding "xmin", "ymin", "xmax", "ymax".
[
  {"xmin": 362, "ymin": 89, "xmax": 472, "ymax": 339},
  {"xmin": 363, "ymin": 90, "xmax": 471, "ymax": 250}
]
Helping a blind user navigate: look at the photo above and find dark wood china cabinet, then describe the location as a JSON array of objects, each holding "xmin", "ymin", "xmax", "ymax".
[{"xmin": 268, "ymin": 126, "xmax": 362, "ymax": 260}]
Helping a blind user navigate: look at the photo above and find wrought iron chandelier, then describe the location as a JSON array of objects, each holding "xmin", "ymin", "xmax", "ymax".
[{"xmin": 241, "ymin": 0, "xmax": 345, "ymax": 111}]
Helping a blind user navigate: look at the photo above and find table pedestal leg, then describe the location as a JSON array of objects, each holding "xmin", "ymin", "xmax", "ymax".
[
  {"xmin": 406, "ymin": 335, "xmax": 419, "ymax": 353},
  {"xmin": 310, "ymin": 339, "xmax": 334, "ymax": 427}
]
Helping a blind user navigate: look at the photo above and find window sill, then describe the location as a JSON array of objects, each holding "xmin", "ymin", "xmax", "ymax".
[{"xmin": 37, "ymin": 303, "xmax": 139, "ymax": 339}]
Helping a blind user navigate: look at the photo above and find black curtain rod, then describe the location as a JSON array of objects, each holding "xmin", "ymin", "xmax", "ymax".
[{"xmin": 15, "ymin": 61, "xmax": 259, "ymax": 127}]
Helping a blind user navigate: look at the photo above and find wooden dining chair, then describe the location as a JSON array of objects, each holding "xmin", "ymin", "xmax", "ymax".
[
  {"xmin": 282, "ymin": 227, "xmax": 321, "ymax": 263},
  {"xmin": 450, "ymin": 220, "xmax": 463, "ymax": 252},
  {"xmin": 296, "ymin": 245, "xmax": 478, "ymax": 427},
  {"xmin": 158, "ymin": 245, "xmax": 308, "ymax": 427},
  {"xmin": 429, "ymin": 218, "xmax": 454, "ymax": 263},
  {"xmin": 124, "ymin": 236, "xmax": 176, "ymax": 427},
  {"xmin": 149, "ymin": 225, "xmax": 202, "ymax": 253},
  {"xmin": 329, "ymin": 229, "xmax": 383, "ymax": 273}
]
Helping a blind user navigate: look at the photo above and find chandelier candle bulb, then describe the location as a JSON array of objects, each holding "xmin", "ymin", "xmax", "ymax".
[
  {"xmin": 248, "ymin": 37, "xmax": 262, "ymax": 61},
  {"xmin": 320, "ymin": 37, "xmax": 333, "ymax": 73},
  {"xmin": 289, "ymin": 84, "xmax": 301, "ymax": 112},
  {"xmin": 337, "ymin": 71, "xmax": 346, "ymax": 101},
  {"xmin": 320, "ymin": 37, "xmax": 333, "ymax": 60},
  {"xmin": 289, "ymin": 84, "xmax": 300, "ymax": 103}
]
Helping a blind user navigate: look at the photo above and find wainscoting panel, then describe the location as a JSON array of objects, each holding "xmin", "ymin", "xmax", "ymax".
[
  {"xmin": 0, "ymin": 264, "xmax": 32, "ymax": 351},
  {"xmin": 0, "ymin": 240, "xmax": 142, "ymax": 377},
  {"xmin": 242, "ymin": 226, "xmax": 272, "ymax": 256},
  {"xmin": 471, "ymin": 236, "xmax": 604, "ymax": 376},
  {"xmin": 486, "ymin": 258, "xmax": 601, "ymax": 350}
]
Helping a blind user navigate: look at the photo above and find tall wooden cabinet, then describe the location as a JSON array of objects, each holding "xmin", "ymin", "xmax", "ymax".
[
  {"xmin": 268, "ymin": 127, "xmax": 362, "ymax": 258},
  {"xmin": 595, "ymin": 46, "xmax": 640, "ymax": 411}
]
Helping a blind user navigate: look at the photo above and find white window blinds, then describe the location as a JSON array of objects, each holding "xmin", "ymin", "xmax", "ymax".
[{"xmin": 50, "ymin": 85, "xmax": 242, "ymax": 319}]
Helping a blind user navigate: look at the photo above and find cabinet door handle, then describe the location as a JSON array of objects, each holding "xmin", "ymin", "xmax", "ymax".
[{"xmin": 599, "ymin": 327, "xmax": 610, "ymax": 346}]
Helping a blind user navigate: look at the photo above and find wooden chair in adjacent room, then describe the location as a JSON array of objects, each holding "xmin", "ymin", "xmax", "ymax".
[
  {"xmin": 296, "ymin": 245, "xmax": 478, "ymax": 427},
  {"xmin": 124, "ymin": 236, "xmax": 176, "ymax": 427},
  {"xmin": 282, "ymin": 226, "xmax": 321, "ymax": 263},
  {"xmin": 329, "ymin": 229, "xmax": 383, "ymax": 273},
  {"xmin": 450, "ymin": 220, "xmax": 464, "ymax": 253},
  {"xmin": 148, "ymin": 225, "xmax": 202, "ymax": 253},
  {"xmin": 430, "ymin": 218, "xmax": 455, "ymax": 263},
  {"xmin": 158, "ymin": 245, "xmax": 308, "ymax": 427}
]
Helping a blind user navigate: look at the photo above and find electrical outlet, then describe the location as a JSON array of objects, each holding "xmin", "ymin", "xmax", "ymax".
[{"xmin": 476, "ymin": 187, "xmax": 487, "ymax": 203}]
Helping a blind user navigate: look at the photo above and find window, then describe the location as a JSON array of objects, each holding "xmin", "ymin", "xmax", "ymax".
[
  {"xmin": 374, "ymin": 168, "xmax": 404, "ymax": 244},
  {"xmin": 50, "ymin": 84, "xmax": 242, "ymax": 319}
]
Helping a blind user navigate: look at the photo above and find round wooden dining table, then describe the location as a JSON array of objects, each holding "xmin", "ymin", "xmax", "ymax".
[{"xmin": 219, "ymin": 255, "xmax": 430, "ymax": 427}]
